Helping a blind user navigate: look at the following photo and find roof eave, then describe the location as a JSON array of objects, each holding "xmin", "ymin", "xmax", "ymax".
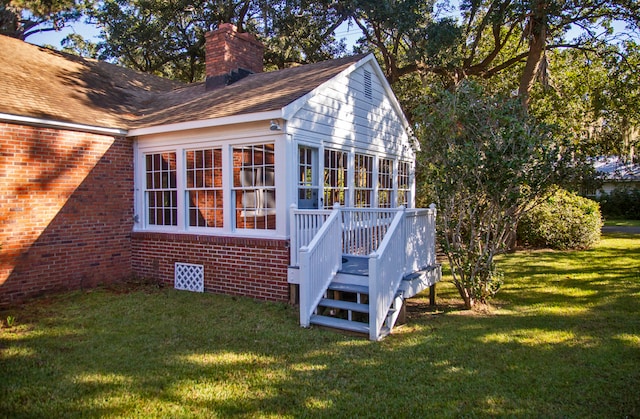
[
  {"xmin": 0, "ymin": 112, "xmax": 128, "ymax": 136},
  {"xmin": 126, "ymin": 110, "xmax": 284, "ymax": 137}
]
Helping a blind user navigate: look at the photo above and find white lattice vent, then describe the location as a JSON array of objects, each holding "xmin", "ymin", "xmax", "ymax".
[{"xmin": 174, "ymin": 263, "xmax": 204, "ymax": 293}]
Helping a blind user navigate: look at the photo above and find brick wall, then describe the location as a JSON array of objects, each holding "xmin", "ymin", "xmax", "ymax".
[
  {"xmin": 0, "ymin": 123, "xmax": 133, "ymax": 307},
  {"xmin": 205, "ymin": 23, "xmax": 264, "ymax": 79},
  {"xmin": 131, "ymin": 232, "xmax": 289, "ymax": 302}
]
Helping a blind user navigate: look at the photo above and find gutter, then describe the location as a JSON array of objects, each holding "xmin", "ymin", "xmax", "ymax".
[{"xmin": 0, "ymin": 113, "xmax": 128, "ymax": 136}]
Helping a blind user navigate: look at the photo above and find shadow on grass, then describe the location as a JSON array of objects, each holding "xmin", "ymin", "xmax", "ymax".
[{"xmin": 1, "ymin": 235, "xmax": 639, "ymax": 417}]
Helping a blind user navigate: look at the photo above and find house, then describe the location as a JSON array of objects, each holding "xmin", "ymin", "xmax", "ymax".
[
  {"xmin": 0, "ymin": 24, "xmax": 440, "ymax": 340},
  {"xmin": 593, "ymin": 156, "xmax": 640, "ymax": 197}
]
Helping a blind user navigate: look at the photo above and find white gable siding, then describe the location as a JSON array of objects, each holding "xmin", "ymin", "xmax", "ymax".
[
  {"xmin": 286, "ymin": 60, "xmax": 414, "ymax": 160},
  {"xmin": 284, "ymin": 57, "xmax": 415, "ymax": 210}
]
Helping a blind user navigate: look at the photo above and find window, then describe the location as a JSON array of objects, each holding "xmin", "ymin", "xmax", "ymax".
[
  {"xmin": 186, "ymin": 148, "xmax": 223, "ymax": 228},
  {"xmin": 398, "ymin": 161, "xmax": 411, "ymax": 207},
  {"xmin": 232, "ymin": 144, "xmax": 276, "ymax": 230},
  {"xmin": 354, "ymin": 153, "xmax": 373, "ymax": 207},
  {"xmin": 324, "ymin": 149, "xmax": 348, "ymax": 209},
  {"xmin": 378, "ymin": 157, "xmax": 393, "ymax": 208},
  {"xmin": 145, "ymin": 152, "xmax": 177, "ymax": 226}
]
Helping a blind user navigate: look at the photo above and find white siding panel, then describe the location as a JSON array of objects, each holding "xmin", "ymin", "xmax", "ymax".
[{"xmin": 289, "ymin": 61, "xmax": 413, "ymax": 160}]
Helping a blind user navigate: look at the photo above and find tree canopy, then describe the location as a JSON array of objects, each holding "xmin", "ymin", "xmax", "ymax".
[
  {"xmin": 86, "ymin": 0, "xmax": 350, "ymax": 82},
  {"xmin": 414, "ymin": 82, "xmax": 580, "ymax": 308},
  {"xmin": 1, "ymin": 0, "xmax": 82, "ymax": 39}
]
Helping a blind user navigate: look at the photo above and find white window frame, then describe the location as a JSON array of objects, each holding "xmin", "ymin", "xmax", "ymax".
[
  {"xmin": 185, "ymin": 147, "xmax": 224, "ymax": 229},
  {"xmin": 232, "ymin": 143, "xmax": 277, "ymax": 230},
  {"xmin": 134, "ymin": 133, "xmax": 284, "ymax": 238},
  {"xmin": 144, "ymin": 151, "xmax": 179, "ymax": 229}
]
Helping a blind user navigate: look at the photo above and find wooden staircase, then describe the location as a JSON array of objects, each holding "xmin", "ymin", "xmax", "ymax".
[
  {"xmin": 308, "ymin": 259, "xmax": 440, "ymax": 338},
  {"xmin": 291, "ymin": 205, "xmax": 441, "ymax": 340},
  {"xmin": 311, "ymin": 282, "xmax": 372, "ymax": 335}
]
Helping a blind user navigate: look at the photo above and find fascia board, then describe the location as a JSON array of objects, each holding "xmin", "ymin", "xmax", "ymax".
[
  {"xmin": 0, "ymin": 112, "xmax": 128, "ymax": 136},
  {"xmin": 127, "ymin": 110, "xmax": 284, "ymax": 137}
]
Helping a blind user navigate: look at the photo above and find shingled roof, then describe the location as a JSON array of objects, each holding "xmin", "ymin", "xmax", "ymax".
[{"xmin": 0, "ymin": 34, "xmax": 366, "ymax": 132}]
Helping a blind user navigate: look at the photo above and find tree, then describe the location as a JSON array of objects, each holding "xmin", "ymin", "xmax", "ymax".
[
  {"xmin": 0, "ymin": 0, "xmax": 82, "ymax": 39},
  {"xmin": 414, "ymin": 82, "xmax": 578, "ymax": 308},
  {"xmin": 529, "ymin": 41, "xmax": 640, "ymax": 161},
  {"xmin": 90, "ymin": 0, "xmax": 207, "ymax": 82},
  {"xmin": 90, "ymin": 0, "xmax": 349, "ymax": 82},
  {"xmin": 345, "ymin": 0, "xmax": 639, "ymax": 104},
  {"xmin": 60, "ymin": 32, "xmax": 98, "ymax": 57},
  {"xmin": 343, "ymin": 0, "xmax": 640, "ymax": 158}
]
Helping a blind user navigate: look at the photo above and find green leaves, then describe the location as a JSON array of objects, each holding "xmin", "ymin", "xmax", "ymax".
[
  {"xmin": 0, "ymin": 0, "xmax": 83, "ymax": 39},
  {"xmin": 414, "ymin": 82, "xmax": 579, "ymax": 308}
]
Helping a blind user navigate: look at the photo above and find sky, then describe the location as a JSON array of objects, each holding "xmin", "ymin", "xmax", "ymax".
[
  {"xmin": 29, "ymin": 21, "xmax": 101, "ymax": 49},
  {"xmin": 27, "ymin": 6, "xmax": 637, "ymax": 52},
  {"xmin": 28, "ymin": 19, "xmax": 363, "ymax": 51}
]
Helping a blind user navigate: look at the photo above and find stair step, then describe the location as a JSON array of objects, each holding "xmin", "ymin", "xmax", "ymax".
[
  {"xmin": 327, "ymin": 282, "xmax": 369, "ymax": 295},
  {"xmin": 310, "ymin": 314, "xmax": 369, "ymax": 334},
  {"xmin": 318, "ymin": 298, "xmax": 369, "ymax": 313}
]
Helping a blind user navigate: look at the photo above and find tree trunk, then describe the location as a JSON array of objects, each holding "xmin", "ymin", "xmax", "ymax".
[
  {"xmin": 454, "ymin": 280, "xmax": 474, "ymax": 309},
  {"xmin": 518, "ymin": 1, "xmax": 548, "ymax": 109}
]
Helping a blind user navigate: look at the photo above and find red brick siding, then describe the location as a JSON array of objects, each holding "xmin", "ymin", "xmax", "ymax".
[
  {"xmin": 0, "ymin": 123, "xmax": 133, "ymax": 307},
  {"xmin": 131, "ymin": 232, "xmax": 289, "ymax": 302}
]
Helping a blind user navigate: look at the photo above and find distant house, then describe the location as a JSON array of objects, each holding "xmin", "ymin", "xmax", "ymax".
[
  {"xmin": 0, "ymin": 24, "xmax": 440, "ymax": 340},
  {"xmin": 593, "ymin": 156, "xmax": 640, "ymax": 197}
]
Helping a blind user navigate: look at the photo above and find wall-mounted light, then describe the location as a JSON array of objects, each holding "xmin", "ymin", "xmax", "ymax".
[{"xmin": 270, "ymin": 120, "xmax": 281, "ymax": 131}]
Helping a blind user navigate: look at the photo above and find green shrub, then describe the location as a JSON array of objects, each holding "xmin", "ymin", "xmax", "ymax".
[
  {"xmin": 595, "ymin": 187, "xmax": 640, "ymax": 219},
  {"xmin": 518, "ymin": 189, "xmax": 602, "ymax": 250}
]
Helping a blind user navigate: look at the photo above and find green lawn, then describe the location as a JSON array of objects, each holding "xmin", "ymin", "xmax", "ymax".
[
  {"xmin": 1, "ymin": 234, "xmax": 639, "ymax": 418},
  {"xmin": 604, "ymin": 219, "xmax": 640, "ymax": 227}
]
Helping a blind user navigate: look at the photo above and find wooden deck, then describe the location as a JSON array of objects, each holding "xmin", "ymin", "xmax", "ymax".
[{"xmin": 340, "ymin": 255, "xmax": 369, "ymax": 276}]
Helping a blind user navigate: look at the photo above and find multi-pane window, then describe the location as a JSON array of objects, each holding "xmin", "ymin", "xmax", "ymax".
[
  {"xmin": 233, "ymin": 144, "xmax": 276, "ymax": 230},
  {"xmin": 323, "ymin": 149, "xmax": 348, "ymax": 209},
  {"xmin": 354, "ymin": 153, "xmax": 373, "ymax": 207},
  {"xmin": 145, "ymin": 152, "xmax": 177, "ymax": 226},
  {"xmin": 378, "ymin": 157, "xmax": 393, "ymax": 208},
  {"xmin": 186, "ymin": 148, "xmax": 223, "ymax": 228},
  {"xmin": 398, "ymin": 160, "xmax": 411, "ymax": 207}
]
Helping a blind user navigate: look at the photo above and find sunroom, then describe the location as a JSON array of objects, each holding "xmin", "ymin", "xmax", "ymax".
[{"xmin": 128, "ymin": 46, "xmax": 440, "ymax": 339}]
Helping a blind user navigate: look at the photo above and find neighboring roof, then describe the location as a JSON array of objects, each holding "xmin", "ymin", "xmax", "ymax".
[
  {"xmin": 0, "ymin": 34, "xmax": 367, "ymax": 132},
  {"xmin": 594, "ymin": 156, "xmax": 640, "ymax": 181}
]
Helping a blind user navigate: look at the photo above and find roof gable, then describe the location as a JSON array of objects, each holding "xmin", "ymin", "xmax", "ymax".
[{"xmin": 282, "ymin": 54, "xmax": 412, "ymax": 136}]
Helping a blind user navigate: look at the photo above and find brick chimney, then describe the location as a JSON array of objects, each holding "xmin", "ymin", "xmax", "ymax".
[{"xmin": 205, "ymin": 23, "xmax": 264, "ymax": 89}]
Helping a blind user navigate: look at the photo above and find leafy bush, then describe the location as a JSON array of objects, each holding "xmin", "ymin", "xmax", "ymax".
[
  {"xmin": 518, "ymin": 189, "xmax": 602, "ymax": 250},
  {"xmin": 595, "ymin": 187, "xmax": 640, "ymax": 219}
]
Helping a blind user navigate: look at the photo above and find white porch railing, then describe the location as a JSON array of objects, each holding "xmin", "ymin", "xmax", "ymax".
[
  {"xmin": 341, "ymin": 208, "xmax": 398, "ymax": 255},
  {"xmin": 289, "ymin": 205, "xmax": 331, "ymax": 268},
  {"xmin": 404, "ymin": 204, "xmax": 437, "ymax": 273},
  {"xmin": 291, "ymin": 204, "xmax": 438, "ymax": 340},
  {"xmin": 368, "ymin": 208, "xmax": 406, "ymax": 340},
  {"xmin": 298, "ymin": 205, "xmax": 342, "ymax": 327}
]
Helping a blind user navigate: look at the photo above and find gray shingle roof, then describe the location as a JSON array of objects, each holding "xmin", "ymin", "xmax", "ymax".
[
  {"xmin": 0, "ymin": 34, "xmax": 365, "ymax": 131},
  {"xmin": 594, "ymin": 156, "xmax": 640, "ymax": 181}
]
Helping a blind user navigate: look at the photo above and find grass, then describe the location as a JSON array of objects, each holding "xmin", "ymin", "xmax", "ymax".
[
  {"xmin": 603, "ymin": 218, "xmax": 640, "ymax": 227},
  {"xmin": 1, "ymin": 234, "xmax": 639, "ymax": 418}
]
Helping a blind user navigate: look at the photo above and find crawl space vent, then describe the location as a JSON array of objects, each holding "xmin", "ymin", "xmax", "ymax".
[{"xmin": 174, "ymin": 262, "xmax": 204, "ymax": 292}]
